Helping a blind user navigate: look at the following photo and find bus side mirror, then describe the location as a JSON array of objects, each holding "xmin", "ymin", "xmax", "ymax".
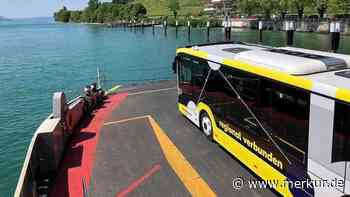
[{"xmin": 172, "ymin": 56, "xmax": 179, "ymax": 74}]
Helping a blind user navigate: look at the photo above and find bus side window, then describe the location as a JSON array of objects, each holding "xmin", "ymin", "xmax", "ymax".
[
  {"xmin": 182, "ymin": 64, "xmax": 192, "ymax": 83},
  {"xmin": 192, "ymin": 60, "xmax": 208, "ymax": 88},
  {"xmin": 213, "ymin": 66, "xmax": 262, "ymax": 136},
  {"xmin": 179, "ymin": 58, "xmax": 191, "ymax": 83},
  {"xmin": 191, "ymin": 59, "xmax": 209, "ymax": 100},
  {"xmin": 332, "ymin": 102, "xmax": 350, "ymax": 162},
  {"xmin": 261, "ymin": 82, "xmax": 310, "ymax": 165},
  {"xmin": 178, "ymin": 57, "xmax": 193, "ymax": 97}
]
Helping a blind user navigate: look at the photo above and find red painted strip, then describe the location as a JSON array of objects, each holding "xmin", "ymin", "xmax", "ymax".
[
  {"xmin": 116, "ymin": 164, "xmax": 161, "ymax": 197},
  {"xmin": 50, "ymin": 93, "xmax": 128, "ymax": 197}
]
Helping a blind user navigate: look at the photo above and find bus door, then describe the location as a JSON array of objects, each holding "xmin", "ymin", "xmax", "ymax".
[
  {"xmin": 308, "ymin": 94, "xmax": 348, "ymax": 196},
  {"xmin": 331, "ymin": 100, "xmax": 350, "ymax": 194},
  {"xmin": 178, "ymin": 55, "xmax": 209, "ymax": 126}
]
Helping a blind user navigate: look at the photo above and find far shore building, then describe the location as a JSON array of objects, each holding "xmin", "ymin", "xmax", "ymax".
[
  {"xmin": 204, "ymin": 0, "xmax": 238, "ymax": 17},
  {"xmin": 204, "ymin": 0, "xmax": 257, "ymax": 28}
]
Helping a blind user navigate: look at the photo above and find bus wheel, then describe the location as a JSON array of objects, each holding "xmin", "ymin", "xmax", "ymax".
[{"xmin": 200, "ymin": 112, "xmax": 213, "ymax": 141}]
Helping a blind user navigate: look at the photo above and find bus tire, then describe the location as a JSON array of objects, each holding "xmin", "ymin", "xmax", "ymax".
[{"xmin": 200, "ymin": 112, "xmax": 213, "ymax": 141}]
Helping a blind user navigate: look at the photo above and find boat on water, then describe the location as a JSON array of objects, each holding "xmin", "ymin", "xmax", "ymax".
[{"xmin": 15, "ymin": 42, "xmax": 350, "ymax": 197}]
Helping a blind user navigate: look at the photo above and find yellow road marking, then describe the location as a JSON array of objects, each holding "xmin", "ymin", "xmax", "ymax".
[
  {"xmin": 128, "ymin": 87, "xmax": 176, "ymax": 96},
  {"xmin": 103, "ymin": 115, "xmax": 216, "ymax": 196},
  {"xmin": 148, "ymin": 116, "xmax": 216, "ymax": 197}
]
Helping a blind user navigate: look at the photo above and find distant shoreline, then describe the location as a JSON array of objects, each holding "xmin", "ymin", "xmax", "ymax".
[
  {"xmin": 55, "ymin": 21, "xmax": 104, "ymax": 25},
  {"xmin": 0, "ymin": 16, "xmax": 11, "ymax": 21},
  {"xmin": 80, "ymin": 22, "xmax": 104, "ymax": 25},
  {"xmin": 72, "ymin": 20, "xmax": 350, "ymax": 36}
]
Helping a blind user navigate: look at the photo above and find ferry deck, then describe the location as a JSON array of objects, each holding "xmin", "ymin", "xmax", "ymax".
[
  {"xmin": 15, "ymin": 42, "xmax": 350, "ymax": 197},
  {"xmin": 48, "ymin": 80, "xmax": 275, "ymax": 197}
]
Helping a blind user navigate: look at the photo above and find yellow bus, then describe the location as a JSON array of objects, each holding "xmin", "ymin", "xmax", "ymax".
[{"xmin": 173, "ymin": 42, "xmax": 350, "ymax": 197}]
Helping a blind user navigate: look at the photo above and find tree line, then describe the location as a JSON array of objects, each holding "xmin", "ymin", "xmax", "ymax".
[
  {"xmin": 54, "ymin": 0, "xmax": 350, "ymax": 23},
  {"xmin": 54, "ymin": 0, "xmax": 147, "ymax": 23},
  {"xmin": 237, "ymin": 0, "xmax": 350, "ymax": 20}
]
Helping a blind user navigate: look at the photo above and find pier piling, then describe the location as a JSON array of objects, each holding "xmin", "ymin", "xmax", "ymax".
[
  {"xmin": 152, "ymin": 20, "xmax": 155, "ymax": 35},
  {"xmin": 285, "ymin": 21, "xmax": 295, "ymax": 46},
  {"xmin": 258, "ymin": 21, "xmax": 263, "ymax": 43},
  {"xmin": 228, "ymin": 27, "xmax": 231, "ymax": 40},
  {"xmin": 176, "ymin": 20, "xmax": 179, "ymax": 38},
  {"xmin": 133, "ymin": 20, "xmax": 136, "ymax": 33},
  {"xmin": 207, "ymin": 21, "xmax": 210, "ymax": 42},
  {"xmin": 223, "ymin": 20, "xmax": 231, "ymax": 41},
  {"xmin": 164, "ymin": 21, "xmax": 167, "ymax": 37},
  {"xmin": 330, "ymin": 21, "xmax": 341, "ymax": 53},
  {"xmin": 225, "ymin": 27, "xmax": 231, "ymax": 41},
  {"xmin": 224, "ymin": 23, "xmax": 227, "ymax": 41},
  {"xmin": 188, "ymin": 21, "xmax": 191, "ymax": 42},
  {"xmin": 141, "ymin": 20, "xmax": 144, "ymax": 33}
]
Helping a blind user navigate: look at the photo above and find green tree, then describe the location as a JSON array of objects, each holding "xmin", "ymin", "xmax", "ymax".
[
  {"xmin": 111, "ymin": 4, "xmax": 121, "ymax": 19},
  {"xmin": 112, "ymin": 0, "xmax": 130, "ymax": 4},
  {"xmin": 95, "ymin": 6, "xmax": 106, "ymax": 23},
  {"xmin": 119, "ymin": 5, "xmax": 129, "ymax": 19},
  {"xmin": 105, "ymin": 12, "xmax": 114, "ymax": 22},
  {"xmin": 54, "ymin": 6, "xmax": 71, "ymax": 22},
  {"xmin": 239, "ymin": 0, "xmax": 259, "ymax": 16},
  {"xmin": 130, "ymin": 3, "xmax": 147, "ymax": 18},
  {"xmin": 168, "ymin": 0, "xmax": 180, "ymax": 18},
  {"xmin": 84, "ymin": 8, "xmax": 97, "ymax": 22},
  {"xmin": 84, "ymin": 0, "xmax": 100, "ymax": 22},
  {"xmin": 291, "ymin": 0, "xmax": 312, "ymax": 19},
  {"xmin": 94, "ymin": 3, "xmax": 117, "ymax": 23},
  {"xmin": 313, "ymin": 0, "xmax": 329, "ymax": 18},
  {"xmin": 329, "ymin": 0, "xmax": 350, "ymax": 15},
  {"xmin": 70, "ymin": 11, "xmax": 82, "ymax": 22},
  {"xmin": 259, "ymin": 0, "xmax": 278, "ymax": 19},
  {"xmin": 88, "ymin": 0, "xmax": 99, "ymax": 10},
  {"xmin": 54, "ymin": 0, "xmax": 147, "ymax": 23},
  {"xmin": 81, "ymin": 10, "xmax": 91, "ymax": 22},
  {"xmin": 276, "ymin": 0, "xmax": 290, "ymax": 19}
]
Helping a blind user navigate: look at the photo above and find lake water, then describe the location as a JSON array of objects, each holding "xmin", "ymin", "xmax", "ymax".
[{"xmin": 1, "ymin": 17, "xmax": 350, "ymax": 196}]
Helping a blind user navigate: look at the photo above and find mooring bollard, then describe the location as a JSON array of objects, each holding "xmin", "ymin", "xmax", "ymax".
[
  {"xmin": 224, "ymin": 21, "xmax": 231, "ymax": 41},
  {"xmin": 285, "ymin": 21, "xmax": 295, "ymax": 46},
  {"xmin": 207, "ymin": 21, "xmax": 210, "ymax": 42},
  {"xmin": 228, "ymin": 27, "xmax": 232, "ymax": 40},
  {"xmin": 141, "ymin": 20, "xmax": 144, "ymax": 33},
  {"xmin": 330, "ymin": 21, "xmax": 341, "ymax": 53},
  {"xmin": 258, "ymin": 21, "xmax": 263, "ymax": 43},
  {"xmin": 175, "ymin": 20, "xmax": 179, "ymax": 37},
  {"xmin": 223, "ymin": 21, "xmax": 227, "ymax": 40},
  {"xmin": 188, "ymin": 21, "xmax": 191, "ymax": 41},
  {"xmin": 164, "ymin": 20, "xmax": 168, "ymax": 36},
  {"xmin": 134, "ymin": 20, "xmax": 137, "ymax": 32}
]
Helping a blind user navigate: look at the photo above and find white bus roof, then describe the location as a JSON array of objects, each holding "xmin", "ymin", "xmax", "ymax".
[
  {"xmin": 196, "ymin": 43, "xmax": 350, "ymax": 75},
  {"xmin": 178, "ymin": 42, "xmax": 350, "ymax": 102}
]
